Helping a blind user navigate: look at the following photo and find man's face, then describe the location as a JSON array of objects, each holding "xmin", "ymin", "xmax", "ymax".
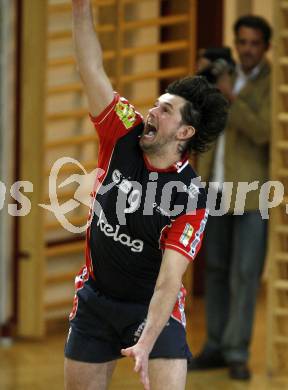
[
  {"xmin": 140, "ymin": 93, "xmax": 187, "ymax": 155},
  {"xmin": 235, "ymin": 26, "xmax": 268, "ymax": 73}
]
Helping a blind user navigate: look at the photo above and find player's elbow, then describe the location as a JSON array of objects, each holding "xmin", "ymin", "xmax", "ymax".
[{"xmin": 154, "ymin": 275, "xmax": 182, "ymax": 297}]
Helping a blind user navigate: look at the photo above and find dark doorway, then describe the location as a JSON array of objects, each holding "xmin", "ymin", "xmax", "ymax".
[{"xmin": 197, "ymin": 0, "xmax": 224, "ymax": 49}]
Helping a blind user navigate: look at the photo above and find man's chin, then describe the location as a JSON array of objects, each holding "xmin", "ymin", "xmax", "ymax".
[
  {"xmin": 139, "ymin": 138, "xmax": 149, "ymax": 151},
  {"xmin": 241, "ymin": 60, "xmax": 258, "ymax": 72},
  {"xmin": 139, "ymin": 138, "xmax": 156, "ymax": 153}
]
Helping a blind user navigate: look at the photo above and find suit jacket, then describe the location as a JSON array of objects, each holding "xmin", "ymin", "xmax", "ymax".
[{"xmin": 197, "ymin": 61, "xmax": 271, "ymax": 212}]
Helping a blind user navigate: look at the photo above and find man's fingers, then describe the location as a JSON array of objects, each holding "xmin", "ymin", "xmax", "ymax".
[
  {"xmin": 121, "ymin": 348, "xmax": 133, "ymax": 357},
  {"xmin": 143, "ymin": 380, "xmax": 150, "ymax": 390},
  {"xmin": 121, "ymin": 346, "xmax": 150, "ymax": 389},
  {"xmin": 134, "ymin": 357, "xmax": 141, "ymax": 372},
  {"xmin": 140, "ymin": 366, "xmax": 150, "ymax": 390}
]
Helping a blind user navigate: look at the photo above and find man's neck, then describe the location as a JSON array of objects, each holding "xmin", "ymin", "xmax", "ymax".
[
  {"xmin": 239, "ymin": 61, "xmax": 262, "ymax": 77},
  {"xmin": 144, "ymin": 151, "xmax": 183, "ymax": 170}
]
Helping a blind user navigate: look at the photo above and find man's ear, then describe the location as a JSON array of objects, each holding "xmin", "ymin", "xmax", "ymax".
[{"xmin": 177, "ymin": 125, "xmax": 195, "ymax": 141}]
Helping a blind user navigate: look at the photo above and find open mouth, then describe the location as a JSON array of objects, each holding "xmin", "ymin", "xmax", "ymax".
[{"xmin": 143, "ymin": 122, "xmax": 157, "ymax": 139}]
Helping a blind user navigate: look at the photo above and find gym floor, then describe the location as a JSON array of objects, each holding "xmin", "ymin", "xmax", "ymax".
[{"xmin": 0, "ymin": 287, "xmax": 287, "ymax": 389}]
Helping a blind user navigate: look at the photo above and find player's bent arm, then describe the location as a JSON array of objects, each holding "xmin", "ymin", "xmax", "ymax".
[
  {"xmin": 72, "ymin": 0, "xmax": 114, "ymax": 116},
  {"xmin": 121, "ymin": 249, "xmax": 189, "ymax": 389},
  {"xmin": 138, "ymin": 248, "xmax": 189, "ymax": 352}
]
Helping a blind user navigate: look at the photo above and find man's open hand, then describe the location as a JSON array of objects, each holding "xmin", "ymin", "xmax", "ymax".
[{"xmin": 121, "ymin": 343, "xmax": 150, "ymax": 390}]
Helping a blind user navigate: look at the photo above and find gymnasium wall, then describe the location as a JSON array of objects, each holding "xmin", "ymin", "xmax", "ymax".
[{"xmin": 0, "ymin": 0, "xmax": 16, "ymax": 328}]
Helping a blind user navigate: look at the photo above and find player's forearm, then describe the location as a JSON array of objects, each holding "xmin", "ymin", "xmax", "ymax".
[
  {"xmin": 72, "ymin": 0, "xmax": 104, "ymax": 77},
  {"xmin": 137, "ymin": 278, "xmax": 182, "ymax": 353}
]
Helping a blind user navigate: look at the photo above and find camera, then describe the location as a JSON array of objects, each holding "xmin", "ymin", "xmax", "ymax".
[{"xmin": 197, "ymin": 47, "xmax": 235, "ymax": 84}]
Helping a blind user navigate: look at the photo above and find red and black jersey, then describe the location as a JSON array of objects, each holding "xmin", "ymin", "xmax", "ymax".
[{"xmin": 82, "ymin": 93, "xmax": 208, "ymax": 324}]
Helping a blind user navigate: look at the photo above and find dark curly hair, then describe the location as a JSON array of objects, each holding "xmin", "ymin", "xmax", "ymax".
[{"xmin": 166, "ymin": 76, "xmax": 229, "ymax": 155}]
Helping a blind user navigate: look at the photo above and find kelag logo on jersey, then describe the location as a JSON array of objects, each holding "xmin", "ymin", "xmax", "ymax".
[{"xmin": 97, "ymin": 210, "xmax": 143, "ymax": 253}]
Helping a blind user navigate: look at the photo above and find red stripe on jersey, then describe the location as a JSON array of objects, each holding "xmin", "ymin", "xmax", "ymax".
[
  {"xmin": 160, "ymin": 208, "xmax": 208, "ymax": 262},
  {"xmin": 143, "ymin": 153, "xmax": 189, "ymax": 173},
  {"xmin": 171, "ymin": 286, "xmax": 187, "ymax": 326},
  {"xmin": 69, "ymin": 266, "xmax": 89, "ymax": 321}
]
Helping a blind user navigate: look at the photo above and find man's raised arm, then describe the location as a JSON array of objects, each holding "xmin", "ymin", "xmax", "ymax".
[{"xmin": 72, "ymin": 0, "xmax": 114, "ymax": 116}]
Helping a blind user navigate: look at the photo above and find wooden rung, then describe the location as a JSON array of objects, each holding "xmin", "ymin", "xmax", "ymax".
[
  {"xmin": 48, "ymin": 3, "xmax": 72, "ymax": 13},
  {"xmin": 47, "ymin": 83, "xmax": 83, "ymax": 95},
  {"xmin": 95, "ymin": 24, "xmax": 116, "ymax": 33},
  {"xmin": 280, "ymin": 57, "xmax": 288, "ymax": 66},
  {"xmin": 277, "ymin": 140, "xmax": 288, "ymax": 150},
  {"xmin": 123, "ymin": 14, "xmax": 189, "ymax": 31},
  {"xmin": 279, "ymin": 85, "xmax": 288, "ymax": 94},
  {"xmin": 46, "ymin": 240, "xmax": 85, "ymax": 258},
  {"xmin": 278, "ymin": 113, "xmax": 288, "ymax": 123},
  {"xmin": 45, "ymin": 159, "xmax": 97, "ymax": 176},
  {"xmin": 47, "ymin": 79, "xmax": 116, "ymax": 95},
  {"xmin": 45, "ymin": 216, "xmax": 87, "ymax": 231},
  {"xmin": 48, "ymin": 0, "xmax": 115, "ymax": 14},
  {"xmin": 48, "ymin": 56, "xmax": 75, "ymax": 68},
  {"xmin": 278, "ymin": 168, "xmax": 288, "ymax": 177},
  {"xmin": 48, "ymin": 69, "xmax": 188, "ymax": 90},
  {"xmin": 280, "ymin": 1, "xmax": 288, "ymax": 11},
  {"xmin": 275, "ymin": 252, "xmax": 288, "ymax": 262},
  {"xmin": 280, "ymin": 30, "xmax": 288, "ymax": 39},
  {"xmin": 48, "ymin": 30, "xmax": 72, "ymax": 41},
  {"xmin": 122, "ymin": 67, "xmax": 188, "ymax": 84},
  {"xmin": 275, "ymin": 225, "xmax": 288, "ymax": 234},
  {"xmin": 122, "ymin": 40, "xmax": 189, "ymax": 57},
  {"xmin": 274, "ymin": 280, "xmax": 288, "ymax": 290},
  {"xmin": 48, "ymin": 24, "xmax": 116, "ymax": 41},
  {"xmin": 48, "ymin": 15, "xmax": 189, "ymax": 41},
  {"xmin": 48, "ymin": 41, "xmax": 187, "ymax": 68},
  {"xmin": 46, "ymin": 108, "xmax": 88, "ymax": 121},
  {"xmin": 48, "ymin": 50, "xmax": 115, "ymax": 67},
  {"xmin": 48, "ymin": 0, "xmax": 167, "ymax": 14},
  {"xmin": 44, "ymin": 298, "xmax": 72, "ymax": 311},
  {"xmin": 274, "ymin": 336, "xmax": 288, "ymax": 344},
  {"xmin": 274, "ymin": 308, "xmax": 288, "ymax": 317},
  {"xmin": 45, "ymin": 272, "xmax": 76, "ymax": 285},
  {"xmin": 45, "ymin": 134, "xmax": 97, "ymax": 149}
]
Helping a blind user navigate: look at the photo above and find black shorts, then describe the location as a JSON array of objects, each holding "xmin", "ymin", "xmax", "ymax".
[{"xmin": 64, "ymin": 282, "xmax": 192, "ymax": 363}]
